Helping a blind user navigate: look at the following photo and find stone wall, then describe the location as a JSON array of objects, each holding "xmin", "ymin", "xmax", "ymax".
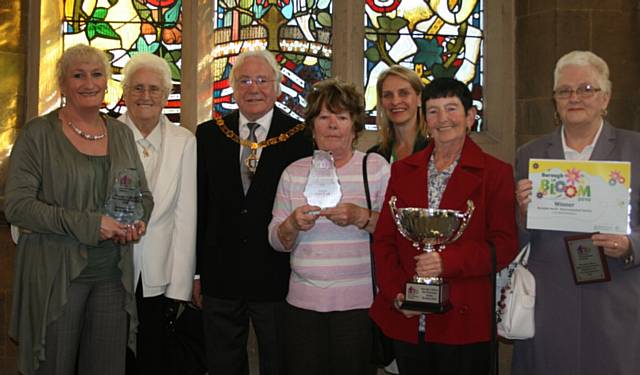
[{"xmin": 516, "ymin": 0, "xmax": 640, "ymax": 147}]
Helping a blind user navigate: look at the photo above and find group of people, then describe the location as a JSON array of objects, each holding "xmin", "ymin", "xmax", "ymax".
[{"xmin": 4, "ymin": 43, "xmax": 640, "ymax": 375}]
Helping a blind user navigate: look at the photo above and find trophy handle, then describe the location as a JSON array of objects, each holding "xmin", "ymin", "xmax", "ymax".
[
  {"xmin": 389, "ymin": 195, "xmax": 398, "ymax": 216},
  {"xmin": 448, "ymin": 200, "xmax": 475, "ymax": 243},
  {"xmin": 389, "ymin": 195, "xmax": 415, "ymax": 244}
]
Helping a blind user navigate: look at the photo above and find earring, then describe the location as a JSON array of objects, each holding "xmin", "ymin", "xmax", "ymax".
[
  {"xmin": 553, "ymin": 111, "xmax": 562, "ymax": 126},
  {"xmin": 601, "ymin": 108, "xmax": 608, "ymax": 117}
]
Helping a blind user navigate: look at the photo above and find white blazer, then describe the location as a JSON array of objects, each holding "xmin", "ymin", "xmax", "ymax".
[{"xmin": 119, "ymin": 113, "xmax": 197, "ymax": 301}]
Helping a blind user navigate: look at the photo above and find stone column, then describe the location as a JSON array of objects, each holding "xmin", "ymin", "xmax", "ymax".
[
  {"xmin": 0, "ymin": 3, "xmax": 23, "ymax": 375},
  {"xmin": 516, "ymin": 1, "xmax": 640, "ymax": 147}
]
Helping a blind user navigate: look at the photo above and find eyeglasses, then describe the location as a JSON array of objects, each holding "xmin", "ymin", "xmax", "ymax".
[
  {"xmin": 553, "ymin": 84, "xmax": 602, "ymax": 99},
  {"xmin": 129, "ymin": 84, "xmax": 165, "ymax": 98},
  {"xmin": 237, "ymin": 78, "xmax": 275, "ymax": 87}
]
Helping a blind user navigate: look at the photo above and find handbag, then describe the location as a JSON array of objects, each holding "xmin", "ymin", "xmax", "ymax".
[
  {"xmin": 363, "ymin": 153, "xmax": 395, "ymax": 367},
  {"xmin": 496, "ymin": 243, "xmax": 536, "ymax": 339}
]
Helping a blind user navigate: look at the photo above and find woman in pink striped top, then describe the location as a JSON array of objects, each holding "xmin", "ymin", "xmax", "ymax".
[{"xmin": 268, "ymin": 78, "xmax": 390, "ymax": 375}]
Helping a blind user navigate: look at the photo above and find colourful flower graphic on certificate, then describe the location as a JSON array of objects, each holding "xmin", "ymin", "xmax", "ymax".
[
  {"xmin": 527, "ymin": 159, "xmax": 631, "ymax": 234},
  {"xmin": 565, "ymin": 167, "xmax": 583, "ymax": 185}
]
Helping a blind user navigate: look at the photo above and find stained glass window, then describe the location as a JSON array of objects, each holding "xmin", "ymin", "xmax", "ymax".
[
  {"xmin": 63, "ymin": 0, "xmax": 183, "ymax": 123},
  {"xmin": 364, "ymin": 0, "xmax": 484, "ymax": 130},
  {"xmin": 212, "ymin": 0, "xmax": 333, "ymax": 121}
]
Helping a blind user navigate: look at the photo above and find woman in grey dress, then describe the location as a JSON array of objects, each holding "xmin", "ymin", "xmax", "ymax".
[
  {"xmin": 512, "ymin": 50, "xmax": 640, "ymax": 375},
  {"xmin": 5, "ymin": 44, "xmax": 153, "ymax": 375}
]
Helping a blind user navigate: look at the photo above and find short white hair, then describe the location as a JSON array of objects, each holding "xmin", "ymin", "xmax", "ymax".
[
  {"xmin": 554, "ymin": 50, "xmax": 612, "ymax": 94},
  {"xmin": 121, "ymin": 53, "xmax": 173, "ymax": 98},
  {"xmin": 230, "ymin": 49, "xmax": 282, "ymax": 95}
]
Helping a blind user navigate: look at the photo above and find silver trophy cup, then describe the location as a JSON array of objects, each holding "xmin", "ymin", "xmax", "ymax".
[{"xmin": 389, "ymin": 196, "xmax": 474, "ymax": 313}]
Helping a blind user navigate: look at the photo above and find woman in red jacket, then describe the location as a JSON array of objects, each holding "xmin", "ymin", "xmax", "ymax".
[{"xmin": 370, "ymin": 78, "xmax": 518, "ymax": 375}]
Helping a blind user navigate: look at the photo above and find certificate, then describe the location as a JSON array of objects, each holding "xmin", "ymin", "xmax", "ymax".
[{"xmin": 527, "ymin": 159, "xmax": 630, "ymax": 234}]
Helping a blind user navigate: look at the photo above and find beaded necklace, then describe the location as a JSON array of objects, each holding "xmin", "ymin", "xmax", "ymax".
[
  {"xmin": 214, "ymin": 112, "xmax": 305, "ymax": 172},
  {"xmin": 67, "ymin": 121, "xmax": 106, "ymax": 141}
]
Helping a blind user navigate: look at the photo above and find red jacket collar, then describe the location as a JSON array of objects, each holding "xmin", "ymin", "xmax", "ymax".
[{"xmin": 397, "ymin": 136, "xmax": 486, "ymax": 211}]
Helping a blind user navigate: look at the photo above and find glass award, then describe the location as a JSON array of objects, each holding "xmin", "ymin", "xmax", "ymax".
[
  {"xmin": 105, "ymin": 168, "xmax": 144, "ymax": 225},
  {"xmin": 303, "ymin": 150, "xmax": 342, "ymax": 210}
]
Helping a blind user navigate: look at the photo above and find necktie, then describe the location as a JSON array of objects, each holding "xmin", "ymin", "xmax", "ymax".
[{"xmin": 241, "ymin": 122, "xmax": 259, "ymax": 195}]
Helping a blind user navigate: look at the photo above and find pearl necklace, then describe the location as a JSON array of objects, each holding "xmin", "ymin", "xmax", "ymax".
[{"xmin": 67, "ymin": 121, "xmax": 106, "ymax": 141}]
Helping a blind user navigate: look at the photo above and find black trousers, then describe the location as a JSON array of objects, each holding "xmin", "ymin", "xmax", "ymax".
[
  {"xmin": 126, "ymin": 280, "xmax": 178, "ymax": 375},
  {"xmin": 284, "ymin": 304, "xmax": 376, "ymax": 375},
  {"xmin": 393, "ymin": 335, "xmax": 490, "ymax": 375},
  {"xmin": 202, "ymin": 296, "xmax": 286, "ymax": 375}
]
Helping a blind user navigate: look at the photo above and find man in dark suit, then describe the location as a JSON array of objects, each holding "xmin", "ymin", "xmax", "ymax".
[{"xmin": 194, "ymin": 49, "xmax": 312, "ymax": 375}]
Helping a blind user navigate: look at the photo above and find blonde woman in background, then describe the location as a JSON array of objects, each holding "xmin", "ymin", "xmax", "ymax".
[
  {"xmin": 367, "ymin": 66, "xmax": 428, "ymax": 374},
  {"xmin": 368, "ymin": 65, "xmax": 429, "ymax": 163}
]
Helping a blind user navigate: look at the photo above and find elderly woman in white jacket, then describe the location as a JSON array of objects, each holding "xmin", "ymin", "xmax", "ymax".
[{"xmin": 118, "ymin": 53, "xmax": 197, "ymax": 374}]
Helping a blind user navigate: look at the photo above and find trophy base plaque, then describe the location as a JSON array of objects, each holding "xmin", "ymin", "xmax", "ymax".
[{"xmin": 400, "ymin": 281, "xmax": 452, "ymax": 313}]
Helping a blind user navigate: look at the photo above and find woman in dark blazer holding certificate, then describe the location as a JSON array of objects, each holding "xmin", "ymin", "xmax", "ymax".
[{"xmin": 513, "ymin": 50, "xmax": 640, "ymax": 375}]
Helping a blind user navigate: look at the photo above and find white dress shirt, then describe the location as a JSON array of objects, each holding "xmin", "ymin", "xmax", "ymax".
[
  {"xmin": 561, "ymin": 120, "xmax": 603, "ymax": 161},
  {"xmin": 238, "ymin": 109, "xmax": 274, "ymax": 167}
]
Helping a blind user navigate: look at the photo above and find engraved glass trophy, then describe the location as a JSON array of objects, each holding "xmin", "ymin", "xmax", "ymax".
[
  {"xmin": 303, "ymin": 150, "xmax": 342, "ymax": 211},
  {"xmin": 105, "ymin": 168, "xmax": 144, "ymax": 225}
]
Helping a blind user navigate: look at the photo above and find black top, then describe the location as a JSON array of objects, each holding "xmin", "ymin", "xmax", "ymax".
[{"xmin": 367, "ymin": 133, "xmax": 430, "ymax": 162}]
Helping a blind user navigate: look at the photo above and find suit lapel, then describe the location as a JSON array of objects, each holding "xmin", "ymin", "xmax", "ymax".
[
  {"xmin": 392, "ymin": 138, "xmax": 484, "ymax": 212},
  {"xmin": 152, "ymin": 119, "xmax": 176, "ymax": 207},
  {"xmin": 439, "ymin": 138, "xmax": 483, "ymax": 211},
  {"xmin": 545, "ymin": 122, "xmax": 616, "ymax": 161},
  {"xmin": 395, "ymin": 150, "xmax": 429, "ymax": 208},
  {"xmin": 250, "ymin": 109, "xmax": 296, "ymax": 180},
  {"xmin": 544, "ymin": 127, "xmax": 565, "ymax": 159},
  {"xmin": 590, "ymin": 121, "xmax": 616, "ymax": 160},
  {"xmin": 219, "ymin": 112, "xmax": 245, "ymax": 197},
  {"xmin": 245, "ymin": 109, "xmax": 294, "ymax": 196}
]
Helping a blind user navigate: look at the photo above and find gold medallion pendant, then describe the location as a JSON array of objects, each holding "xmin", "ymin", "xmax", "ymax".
[
  {"xmin": 245, "ymin": 149, "xmax": 259, "ymax": 174},
  {"xmin": 214, "ymin": 113, "xmax": 305, "ymax": 173}
]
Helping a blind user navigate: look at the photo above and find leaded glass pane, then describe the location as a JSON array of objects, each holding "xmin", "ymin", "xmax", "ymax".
[
  {"xmin": 364, "ymin": 0, "xmax": 484, "ymax": 130},
  {"xmin": 62, "ymin": 0, "xmax": 183, "ymax": 122},
  {"xmin": 212, "ymin": 0, "xmax": 333, "ymax": 121}
]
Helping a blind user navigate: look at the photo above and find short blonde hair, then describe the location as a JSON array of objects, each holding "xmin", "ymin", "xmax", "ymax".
[
  {"xmin": 122, "ymin": 53, "xmax": 173, "ymax": 99},
  {"xmin": 554, "ymin": 50, "xmax": 612, "ymax": 94},
  {"xmin": 56, "ymin": 44, "xmax": 111, "ymax": 88},
  {"xmin": 230, "ymin": 49, "xmax": 282, "ymax": 95},
  {"xmin": 375, "ymin": 65, "xmax": 426, "ymax": 153}
]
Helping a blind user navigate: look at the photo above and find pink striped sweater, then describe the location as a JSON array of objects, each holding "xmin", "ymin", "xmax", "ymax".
[{"xmin": 268, "ymin": 151, "xmax": 390, "ymax": 312}]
